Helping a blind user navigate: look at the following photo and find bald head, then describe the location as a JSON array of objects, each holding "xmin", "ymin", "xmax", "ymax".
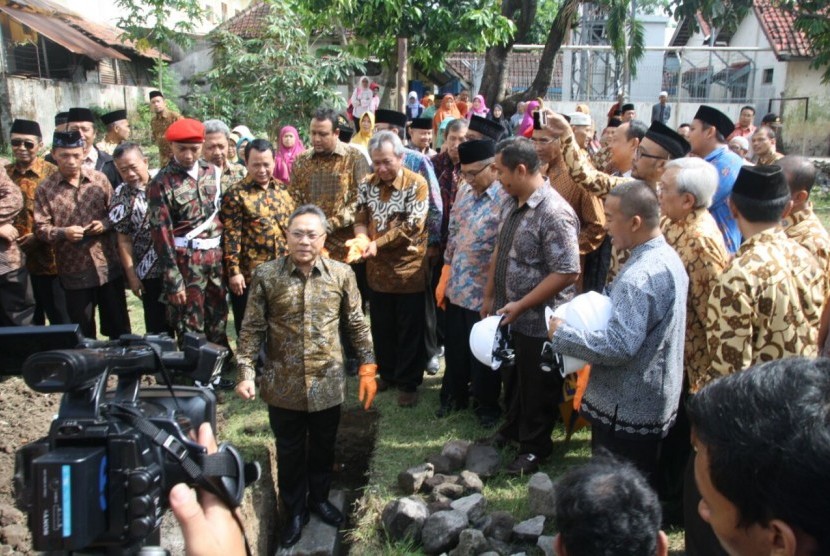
[
  {"xmin": 776, "ymin": 155, "xmax": 817, "ymax": 196},
  {"xmin": 609, "ymin": 180, "xmax": 660, "ymax": 230}
]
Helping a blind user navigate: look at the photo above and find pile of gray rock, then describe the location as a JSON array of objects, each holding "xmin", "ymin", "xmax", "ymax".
[{"xmin": 380, "ymin": 440, "xmax": 558, "ymax": 555}]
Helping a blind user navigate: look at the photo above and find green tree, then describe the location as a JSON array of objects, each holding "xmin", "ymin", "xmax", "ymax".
[
  {"xmin": 189, "ymin": 0, "xmax": 363, "ymax": 138},
  {"xmin": 113, "ymin": 0, "xmax": 207, "ymax": 90}
]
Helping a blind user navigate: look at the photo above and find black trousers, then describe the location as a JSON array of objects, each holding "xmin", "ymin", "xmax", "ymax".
[
  {"xmin": 657, "ymin": 388, "xmax": 691, "ymax": 525},
  {"xmin": 683, "ymin": 446, "xmax": 729, "ymax": 555},
  {"xmin": 582, "ymin": 235, "xmax": 612, "ymax": 293},
  {"xmin": 268, "ymin": 404, "xmax": 341, "ymax": 516},
  {"xmin": 30, "ymin": 273, "xmax": 69, "ymax": 325},
  {"xmin": 590, "ymin": 422, "xmax": 662, "ymax": 491},
  {"xmin": 341, "ymin": 262, "xmax": 368, "ymax": 361},
  {"xmin": 141, "ymin": 277, "xmax": 173, "ymax": 335},
  {"xmin": 424, "ymin": 258, "xmax": 444, "ymax": 359},
  {"xmin": 0, "ymin": 267, "xmax": 35, "ymax": 326},
  {"xmin": 64, "ymin": 276, "xmax": 131, "ymax": 339},
  {"xmin": 369, "ymin": 289, "xmax": 426, "ymax": 392},
  {"xmin": 441, "ymin": 303, "xmax": 501, "ymax": 419},
  {"xmin": 498, "ymin": 331, "xmax": 562, "ymax": 457},
  {"xmin": 230, "ymin": 287, "xmax": 249, "ymax": 337}
]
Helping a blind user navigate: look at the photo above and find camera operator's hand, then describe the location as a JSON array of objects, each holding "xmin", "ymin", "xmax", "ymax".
[
  {"xmin": 169, "ymin": 423, "xmax": 246, "ymax": 556},
  {"xmin": 236, "ymin": 380, "xmax": 256, "ymax": 401}
]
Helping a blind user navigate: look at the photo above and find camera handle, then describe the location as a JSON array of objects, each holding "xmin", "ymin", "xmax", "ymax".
[{"xmin": 107, "ymin": 404, "xmax": 260, "ymax": 556}]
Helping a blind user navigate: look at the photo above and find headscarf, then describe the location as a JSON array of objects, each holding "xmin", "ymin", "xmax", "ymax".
[
  {"xmin": 407, "ymin": 91, "xmax": 423, "ymax": 120},
  {"xmin": 421, "ymin": 94, "xmax": 434, "ymax": 108},
  {"xmin": 466, "ymin": 94, "xmax": 490, "ymax": 119},
  {"xmin": 487, "ymin": 103, "xmax": 511, "ymax": 137},
  {"xmin": 236, "ymin": 135, "xmax": 254, "ymax": 164},
  {"xmin": 232, "ymin": 125, "xmax": 253, "ymax": 139},
  {"xmin": 518, "ymin": 100, "xmax": 541, "ymax": 138},
  {"xmin": 351, "ymin": 112, "xmax": 375, "ymax": 149},
  {"xmin": 432, "ymin": 94, "xmax": 462, "ymax": 137},
  {"xmin": 435, "ymin": 116, "xmax": 458, "ymax": 151},
  {"xmin": 273, "ymin": 125, "xmax": 304, "ymax": 182}
]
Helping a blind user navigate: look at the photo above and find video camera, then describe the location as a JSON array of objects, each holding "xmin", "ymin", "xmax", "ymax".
[{"xmin": 0, "ymin": 325, "xmax": 260, "ymax": 554}]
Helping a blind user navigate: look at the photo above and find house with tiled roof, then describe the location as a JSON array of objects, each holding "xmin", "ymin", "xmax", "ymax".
[{"xmin": 665, "ymin": 0, "xmax": 828, "ymax": 154}]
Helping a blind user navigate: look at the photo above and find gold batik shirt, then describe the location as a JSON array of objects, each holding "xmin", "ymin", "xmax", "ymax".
[
  {"xmin": 355, "ymin": 168, "xmax": 429, "ymax": 294},
  {"xmin": 754, "ymin": 151, "xmax": 784, "ymax": 166},
  {"xmin": 547, "ymin": 161, "xmax": 606, "ymax": 255},
  {"xmin": 706, "ymin": 227, "xmax": 824, "ymax": 378},
  {"xmin": 95, "ymin": 139, "xmax": 120, "ymax": 156},
  {"xmin": 560, "ymin": 134, "xmax": 628, "ymax": 199},
  {"xmin": 288, "ymin": 142, "xmax": 370, "ymax": 261},
  {"xmin": 6, "ymin": 158, "xmax": 58, "ymax": 275},
  {"xmin": 782, "ymin": 203, "xmax": 830, "ymax": 272},
  {"xmin": 662, "ymin": 209, "xmax": 730, "ymax": 392},
  {"xmin": 151, "ymin": 109, "xmax": 183, "ymax": 167},
  {"xmin": 220, "ymin": 176, "xmax": 294, "ymax": 281},
  {"xmin": 219, "ymin": 161, "xmax": 247, "ymax": 195},
  {"xmin": 236, "ymin": 256, "xmax": 374, "ymax": 412}
]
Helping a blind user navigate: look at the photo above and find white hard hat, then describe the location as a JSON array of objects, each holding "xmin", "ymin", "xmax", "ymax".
[
  {"xmin": 470, "ymin": 315, "xmax": 514, "ymax": 370},
  {"xmin": 547, "ymin": 291, "xmax": 613, "ymax": 376}
]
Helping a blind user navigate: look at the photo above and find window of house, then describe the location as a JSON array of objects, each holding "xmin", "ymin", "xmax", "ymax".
[{"xmin": 762, "ymin": 68, "xmax": 774, "ymax": 84}]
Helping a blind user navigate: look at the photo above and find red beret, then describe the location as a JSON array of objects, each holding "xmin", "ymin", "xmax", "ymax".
[{"xmin": 165, "ymin": 118, "xmax": 205, "ymax": 143}]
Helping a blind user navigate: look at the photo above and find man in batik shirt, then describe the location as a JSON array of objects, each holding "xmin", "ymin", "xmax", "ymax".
[
  {"xmin": 779, "ymin": 156, "xmax": 830, "ymax": 270},
  {"xmin": 353, "ymin": 131, "xmax": 429, "ymax": 408},
  {"xmin": 202, "ymin": 119, "xmax": 246, "ymax": 194},
  {"xmin": 5, "ymin": 118, "xmax": 67, "ymax": 325},
  {"xmin": 220, "ymin": 138, "xmax": 294, "ymax": 335},
  {"xmin": 0, "ymin": 164, "xmax": 32, "ymax": 326},
  {"xmin": 437, "ymin": 139, "xmax": 506, "ymax": 427},
  {"xmin": 109, "ymin": 142, "xmax": 172, "ymax": 335}
]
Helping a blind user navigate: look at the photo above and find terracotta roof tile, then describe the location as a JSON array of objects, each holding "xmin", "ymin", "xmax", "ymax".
[
  {"xmin": 753, "ymin": 0, "xmax": 814, "ymax": 59},
  {"xmin": 214, "ymin": 1, "xmax": 271, "ymax": 39}
]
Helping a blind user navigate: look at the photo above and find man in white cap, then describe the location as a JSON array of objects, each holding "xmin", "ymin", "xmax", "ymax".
[{"xmin": 651, "ymin": 92, "xmax": 671, "ymax": 125}]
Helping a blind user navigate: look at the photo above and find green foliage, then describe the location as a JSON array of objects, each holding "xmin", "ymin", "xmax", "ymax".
[
  {"xmin": 526, "ymin": 0, "xmax": 565, "ymax": 44},
  {"xmin": 188, "ymin": 0, "xmax": 363, "ymax": 138},
  {"xmin": 296, "ymin": 0, "xmax": 516, "ymax": 72},
  {"xmin": 113, "ymin": 0, "xmax": 206, "ymax": 54},
  {"xmin": 603, "ymin": 0, "xmax": 646, "ymax": 80}
]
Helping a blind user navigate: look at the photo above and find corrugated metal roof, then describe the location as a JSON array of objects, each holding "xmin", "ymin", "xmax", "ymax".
[
  {"xmin": 0, "ymin": 4, "xmax": 128, "ymax": 60},
  {"xmin": 61, "ymin": 16, "xmax": 170, "ymax": 61}
]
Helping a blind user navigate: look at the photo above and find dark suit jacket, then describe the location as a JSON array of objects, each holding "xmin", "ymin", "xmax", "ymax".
[
  {"xmin": 651, "ymin": 103, "xmax": 671, "ymax": 124},
  {"xmin": 45, "ymin": 148, "xmax": 120, "ymax": 188}
]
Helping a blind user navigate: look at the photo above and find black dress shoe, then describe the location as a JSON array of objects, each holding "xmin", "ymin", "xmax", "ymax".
[
  {"xmin": 309, "ymin": 499, "xmax": 344, "ymax": 527},
  {"xmin": 281, "ymin": 511, "xmax": 310, "ymax": 547}
]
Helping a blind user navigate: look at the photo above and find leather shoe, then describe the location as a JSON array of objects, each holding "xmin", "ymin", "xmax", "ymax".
[
  {"xmin": 281, "ymin": 511, "xmax": 310, "ymax": 547},
  {"xmin": 505, "ymin": 453, "xmax": 541, "ymax": 475},
  {"xmin": 309, "ymin": 499, "xmax": 344, "ymax": 527},
  {"xmin": 426, "ymin": 355, "xmax": 440, "ymax": 375}
]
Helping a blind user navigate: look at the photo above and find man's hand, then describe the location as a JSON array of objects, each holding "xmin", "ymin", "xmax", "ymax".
[
  {"xmin": 547, "ymin": 316, "xmax": 564, "ymax": 341},
  {"xmin": 543, "ymin": 110, "xmax": 573, "ymax": 139},
  {"xmin": 169, "ymin": 289, "xmax": 187, "ymax": 305},
  {"xmin": 496, "ymin": 301, "xmax": 525, "ymax": 325},
  {"xmin": 235, "ymin": 380, "xmax": 256, "ymax": 401},
  {"xmin": 228, "ymin": 274, "xmax": 246, "ymax": 296},
  {"xmin": 361, "ymin": 240, "xmax": 378, "ymax": 259},
  {"xmin": 84, "ymin": 220, "xmax": 104, "ymax": 236},
  {"xmin": 126, "ymin": 273, "xmax": 144, "ymax": 298},
  {"xmin": 169, "ymin": 423, "xmax": 246, "ymax": 556},
  {"xmin": 64, "ymin": 226, "xmax": 86, "ymax": 242},
  {"xmin": 0, "ymin": 224, "xmax": 18, "ymax": 243}
]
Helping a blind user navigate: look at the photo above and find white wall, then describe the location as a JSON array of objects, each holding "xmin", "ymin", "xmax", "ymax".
[
  {"xmin": 2, "ymin": 76, "xmax": 155, "ymax": 142},
  {"xmin": 629, "ymin": 15, "xmax": 671, "ymax": 102}
]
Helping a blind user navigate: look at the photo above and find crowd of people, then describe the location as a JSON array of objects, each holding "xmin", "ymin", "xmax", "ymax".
[{"xmin": 0, "ymin": 82, "xmax": 828, "ymax": 555}]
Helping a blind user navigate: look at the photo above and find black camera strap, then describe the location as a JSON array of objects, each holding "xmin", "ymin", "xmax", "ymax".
[{"xmin": 107, "ymin": 405, "xmax": 256, "ymax": 556}]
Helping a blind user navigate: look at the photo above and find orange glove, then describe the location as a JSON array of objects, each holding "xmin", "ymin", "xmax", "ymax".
[
  {"xmin": 345, "ymin": 233, "xmax": 370, "ymax": 263},
  {"xmin": 358, "ymin": 364, "xmax": 378, "ymax": 410},
  {"xmin": 435, "ymin": 264, "xmax": 451, "ymax": 310}
]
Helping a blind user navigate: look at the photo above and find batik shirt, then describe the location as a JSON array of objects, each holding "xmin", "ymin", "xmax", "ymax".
[
  {"xmin": 704, "ymin": 146, "xmax": 744, "ymax": 254},
  {"xmin": 355, "ymin": 168, "xmax": 429, "ymax": 294},
  {"xmin": 151, "ymin": 109, "xmax": 183, "ymax": 167},
  {"xmin": 148, "ymin": 160, "xmax": 223, "ymax": 295},
  {"xmin": 493, "ymin": 183, "xmax": 580, "ymax": 338},
  {"xmin": 220, "ymin": 176, "xmax": 294, "ymax": 282},
  {"xmin": 549, "ymin": 236, "xmax": 688, "ymax": 439},
  {"xmin": 754, "ymin": 151, "xmax": 784, "ymax": 166},
  {"xmin": 95, "ymin": 139, "xmax": 120, "ymax": 156},
  {"xmin": 783, "ymin": 203, "xmax": 830, "ymax": 271},
  {"xmin": 219, "ymin": 161, "xmax": 247, "ymax": 195},
  {"xmin": 108, "ymin": 182, "xmax": 160, "ymax": 280},
  {"xmin": 0, "ymin": 167, "xmax": 23, "ymax": 276},
  {"xmin": 431, "ymin": 151, "xmax": 462, "ymax": 251},
  {"xmin": 445, "ymin": 181, "xmax": 506, "ymax": 312},
  {"xmin": 288, "ymin": 141, "xmax": 370, "ymax": 261},
  {"xmin": 559, "ymin": 133, "xmax": 628, "ymax": 199},
  {"xmin": 547, "ymin": 160, "xmax": 606, "ymax": 255},
  {"xmin": 237, "ymin": 256, "xmax": 374, "ymax": 412},
  {"xmin": 707, "ymin": 227, "xmax": 824, "ymax": 378},
  {"xmin": 34, "ymin": 168, "xmax": 121, "ymax": 289},
  {"xmin": 6, "ymin": 157, "xmax": 58, "ymax": 275},
  {"xmin": 661, "ymin": 209, "xmax": 730, "ymax": 393},
  {"xmin": 403, "ymin": 148, "xmax": 442, "ymax": 247}
]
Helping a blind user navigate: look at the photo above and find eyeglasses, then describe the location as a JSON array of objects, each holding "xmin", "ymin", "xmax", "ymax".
[
  {"xmin": 635, "ymin": 147, "xmax": 668, "ymax": 161},
  {"xmin": 11, "ymin": 139, "xmax": 36, "ymax": 149},
  {"xmin": 289, "ymin": 230, "xmax": 324, "ymax": 241},
  {"xmin": 460, "ymin": 165, "xmax": 490, "ymax": 180},
  {"xmin": 530, "ymin": 136, "xmax": 558, "ymax": 145}
]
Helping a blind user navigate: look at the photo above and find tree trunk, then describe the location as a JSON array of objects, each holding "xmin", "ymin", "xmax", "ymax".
[
  {"xmin": 479, "ymin": 0, "xmax": 538, "ymax": 112},
  {"xmin": 524, "ymin": 0, "xmax": 581, "ymax": 100}
]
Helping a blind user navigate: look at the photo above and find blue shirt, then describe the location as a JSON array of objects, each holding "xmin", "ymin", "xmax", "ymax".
[
  {"xmin": 705, "ymin": 146, "xmax": 744, "ymax": 254},
  {"xmin": 403, "ymin": 148, "xmax": 443, "ymax": 246}
]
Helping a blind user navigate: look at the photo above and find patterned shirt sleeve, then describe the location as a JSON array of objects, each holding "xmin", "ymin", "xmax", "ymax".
[
  {"xmin": 706, "ymin": 271, "xmax": 753, "ymax": 377},
  {"xmin": 147, "ymin": 174, "xmax": 184, "ymax": 295},
  {"xmin": 219, "ymin": 186, "xmax": 243, "ymax": 277},
  {"xmin": 374, "ymin": 176, "xmax": 429, "ymax": 250},
  {"xmin": 340, "ymin": 268, "xmax": 375, "ymax": 365},
  {"xmin": 33, "ymin": 179, "xmax": 65, "ymax": 243},
  {"xmin": 560, "ymin": 133, "xmax": 627, "ymax": 198},
  {"xmin": 236, "ymin": 267, "xmax": 268, "ymax": 382},
  {"xmin": 108, "ymin": 185, "xmax": 134, "ymax": 236}
]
